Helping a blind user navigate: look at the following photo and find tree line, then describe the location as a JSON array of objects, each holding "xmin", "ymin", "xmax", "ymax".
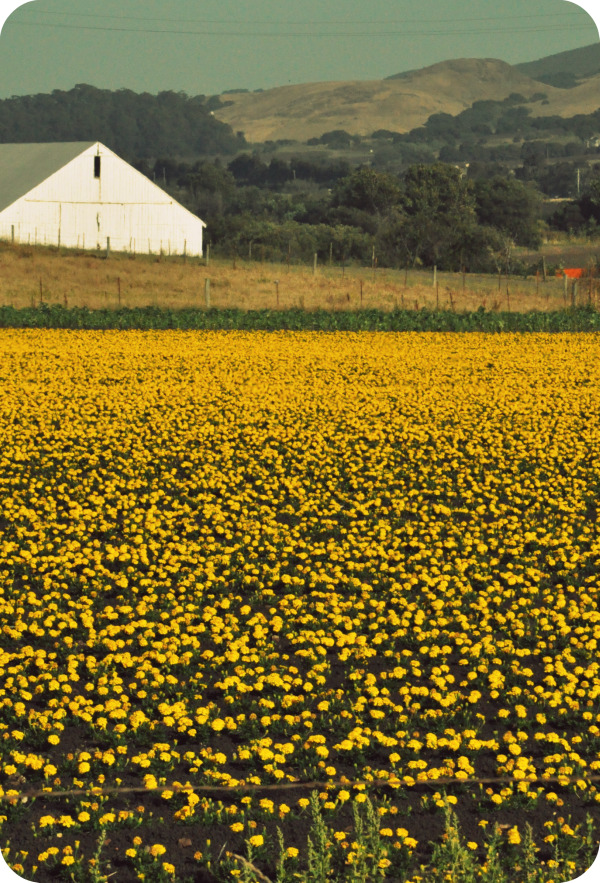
[
  {"xmin": 0, "ymin": 84, "xmax": 245, "ymax": 157},
  {"xmin": 2, "ymin": 83, "xmax": 599, "ymax": 268},
  {"xmin": 146, "ymin": 156, "xmax": 596, "ymax": 272}
]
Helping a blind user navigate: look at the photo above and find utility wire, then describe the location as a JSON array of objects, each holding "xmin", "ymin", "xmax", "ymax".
[
  {"xmin": 10, "ymin": 8, "xmax": 586, "ymax": 26},
  {"xmin": 7, "ymin": 19, "xmax": 594, "ymax": 38}
]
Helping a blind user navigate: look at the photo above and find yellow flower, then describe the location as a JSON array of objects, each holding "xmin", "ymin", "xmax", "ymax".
[
  {"xmin": 248, "ymin": 835, "xmax": 264, "ymax": 848},
  {"xmin": 507, "ymin": 827, "xmax": 521, "ymax": 845}
]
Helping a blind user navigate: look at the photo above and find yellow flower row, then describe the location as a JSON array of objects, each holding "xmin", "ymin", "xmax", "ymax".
[{"xmin": 1, "ymin": 330, "xmax": 599, "ymax": 843}]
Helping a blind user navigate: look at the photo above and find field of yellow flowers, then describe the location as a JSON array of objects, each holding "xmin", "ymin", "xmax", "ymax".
[{"xmin": 1, "ymin": 329, "xmax": 600, "ymax": 883}]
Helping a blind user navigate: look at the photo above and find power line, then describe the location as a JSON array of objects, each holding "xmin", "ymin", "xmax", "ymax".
[
  {"xmin": 10, "ymin": 8, "xmax": 586, "ymax": 26},
  {"xmin": 7, "ymin": 19, "xmax": 594, "ymax": 38}
]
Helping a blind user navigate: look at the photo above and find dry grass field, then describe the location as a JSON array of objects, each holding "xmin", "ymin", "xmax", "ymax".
[{"xmin": 0, "ymin": 242, "xmax": 597, "ymax": 314}]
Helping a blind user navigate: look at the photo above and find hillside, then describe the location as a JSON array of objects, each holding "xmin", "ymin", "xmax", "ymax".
[
  {"xmin": 516, "ymin": 41, "xmax": 600, "ymax": 87},
  {"xmin": 212, "ymin": 53, "xmax": 600, "ymax": 143},
  {"xmin": 529, "ymin": 71, "xmax": 600, "ymax": 118}
]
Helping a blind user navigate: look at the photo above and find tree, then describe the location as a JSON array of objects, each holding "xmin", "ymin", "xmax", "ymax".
[
  {"xmin": 576, "ymin": 174, "xmax": 600, "ymax": 226},
  {"xmin": 388, "ymin": 163, "xmax": 478, "ymax": 268},
  {"xmin": 227, "ymin": 153, "xmax": 268, "ymax": 186},
  {"xmin": 332, "ymin": 168, "xmax": 401, "ymax": 216},
  {"xmin": 474, "ymin": 176, "xmax": 542, "ymax": 248},
  {"xmin": 0, "ymin": 83, "xmax": 245, "ymax": 158},
  {"xmin": 186, "ymin": 161, "xmax": 235, "ymax": 196}
]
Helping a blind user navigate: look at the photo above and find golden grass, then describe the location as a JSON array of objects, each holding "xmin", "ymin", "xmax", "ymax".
[
  {"xmin": 213, "ymin": 59, "xmax": 600, "ymax": 142},
  {"xmin": 0, "ymin": 243, "xmax": 596, "ymax": 313}
]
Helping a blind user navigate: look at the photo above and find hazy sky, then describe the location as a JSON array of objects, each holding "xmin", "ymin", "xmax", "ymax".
[{"xmin": 0, "ymin": 0, "xmax": 598, "ymax": 99}]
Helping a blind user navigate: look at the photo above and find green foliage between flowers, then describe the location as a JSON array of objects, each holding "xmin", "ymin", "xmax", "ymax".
[
  {"xmin": 1, "ymin": 304, "xmax": 600, "ymax": 332},
  {"xmin": 223, "ymin": 795, "xmax": 599, "ymax": 883},
  {"xmin": 3, "ymin": 791, "xmax": 598, "ymax": 883}
]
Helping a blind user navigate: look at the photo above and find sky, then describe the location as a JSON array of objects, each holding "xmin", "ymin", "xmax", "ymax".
[{"xmin": 0, "ymin": 0, "xmax": 597, "ymax": 100}]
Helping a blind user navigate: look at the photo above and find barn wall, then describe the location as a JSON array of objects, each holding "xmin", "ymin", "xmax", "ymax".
[{"xmin": 0, "ymin": 144, "xmax": 205, "ymax": 256}]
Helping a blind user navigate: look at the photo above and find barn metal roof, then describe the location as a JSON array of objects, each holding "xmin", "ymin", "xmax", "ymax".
[{"xmin": 0, "ymin": 142, "xmax": 96, "ymax": 213}]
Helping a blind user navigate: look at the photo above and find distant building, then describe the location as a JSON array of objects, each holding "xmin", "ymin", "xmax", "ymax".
[{"xmin": 0, "ymin": 141, "xmax": 206, "ymax": 255}]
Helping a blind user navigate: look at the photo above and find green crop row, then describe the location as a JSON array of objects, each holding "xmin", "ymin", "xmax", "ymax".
[{"xmin": 1, "ymin": 304, "xmax": 600, "ymax": 332}]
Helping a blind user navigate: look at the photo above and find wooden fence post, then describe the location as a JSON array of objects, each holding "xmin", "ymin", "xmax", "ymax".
[{"xmin": 205, "ymin": 278, "xmax": 211, "ymax": 307}]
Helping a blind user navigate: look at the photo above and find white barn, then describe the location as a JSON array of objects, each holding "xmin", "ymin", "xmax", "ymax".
[{"xmin": 0, "ymin": 141, "xmax": 206, "ymax": 256}]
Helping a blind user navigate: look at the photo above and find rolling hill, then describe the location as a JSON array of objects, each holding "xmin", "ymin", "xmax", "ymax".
[
  {"xmin": 515, "ymin": 41, "xmax": 600, "ymax": 87},
  {"xmin": 212, "ymin": 44, "xmax": 600, "ymax": 143}
]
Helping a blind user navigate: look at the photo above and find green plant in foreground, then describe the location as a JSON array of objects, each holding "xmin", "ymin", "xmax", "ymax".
[
  {"xmin": 6, "ymin": 797, "xmax": 599, "ymax": 883},
  {"xmin": 305, "ymin": 790, "xmax": 333, "ymax": 883},
  {"xmin": 346, "ymin": 795, "xmax": 389, "ymax": 881},
  {"xmin": 83, "ymin": 827, "xmax": 109, "ymax": 883},
  {"xmin": 427, "ymin": 803, "xmax": 479, "ymax": 883},
  {"xmin": 519, "ymin": 823, "xmax": 541, "ymax": 883},
  {"xmin": 479, "ymin": 822, "xmax": 504, "ymax": 883}
]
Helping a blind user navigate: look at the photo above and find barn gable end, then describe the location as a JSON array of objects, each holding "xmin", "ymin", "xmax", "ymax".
[{"xmin": 0, "ymin": 141, "xmax": 206, "ymax": 256}]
